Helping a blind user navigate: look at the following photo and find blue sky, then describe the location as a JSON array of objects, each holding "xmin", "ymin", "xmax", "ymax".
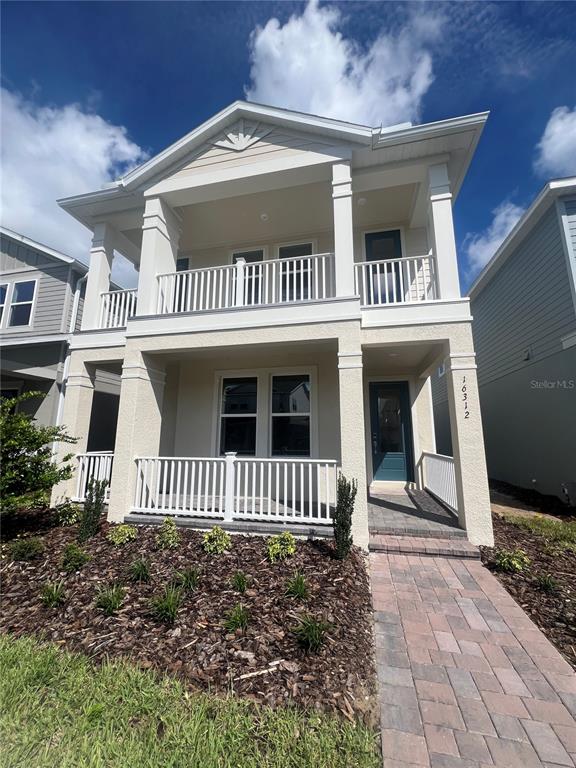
[{"xmin": 2, "ymin": 1, "xmax": 576, "ymax": 288}]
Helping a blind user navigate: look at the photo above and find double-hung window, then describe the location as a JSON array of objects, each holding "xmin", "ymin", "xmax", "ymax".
[
  {"xmin": 271, "ymin": 374, "xmax": 310, "ymax": 456},
  {"xmin": 1, "ymin": 280, "xmax": 36, "ymax": 328},
  {"xmin": 0, "ymin": 284, "xmax": 7, "ymax": 325},
  {"xmin": 219, "ymin": 377, "xmax": 258, "ymax": 455}
]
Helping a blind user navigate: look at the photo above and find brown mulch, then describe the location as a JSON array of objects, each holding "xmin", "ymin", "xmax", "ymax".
[
  {"xmin": 0, "ymin": 521, "xmax": 377, "ymax": 722},
  {"xmin": 480, "ymin": 514, "xmax": 576, "ymax": 670}
]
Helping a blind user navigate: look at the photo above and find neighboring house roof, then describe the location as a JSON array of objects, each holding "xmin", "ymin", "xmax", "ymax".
[
  {"xmin": 469, "ymin": 177, "xmax": 576, "ymax": 299},
  {"xmin": 0, "ymin": 226, "xmax": 88, "ymax": 275}
]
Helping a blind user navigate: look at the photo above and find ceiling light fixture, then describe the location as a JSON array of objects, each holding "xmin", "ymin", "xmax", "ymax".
[
  {"xmin": 260, "ymin": 212, "xmax": 269, "ymax": 222},
  {"xmin": 357, "ymin": 197, "xmax": 367, "ymax": 207}
]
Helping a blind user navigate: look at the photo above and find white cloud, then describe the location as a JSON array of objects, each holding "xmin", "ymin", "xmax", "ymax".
[
  {"xmin": 534, "ymin": 105, "xmax": 576, "ymax": 178},
  {"xmin": 245, "ymin": 0, "xmax": 441, "ymax": 126},
  {"xmin": 0, "ymin": 88, "xmax": 147, "ymax": 286},
  {"xmin": 464, "ymin": 201, "xmax": 525, "ymax": 276}
]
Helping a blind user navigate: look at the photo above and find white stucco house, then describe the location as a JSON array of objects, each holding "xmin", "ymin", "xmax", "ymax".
[{"xmin": 52, "ymin": 101, "xmax": 494, "ymax": 548}]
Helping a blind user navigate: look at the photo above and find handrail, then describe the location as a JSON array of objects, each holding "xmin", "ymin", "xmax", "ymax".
[{"xmin": 156, "ymin": 252, "xmax": 335, "ymax": 279}]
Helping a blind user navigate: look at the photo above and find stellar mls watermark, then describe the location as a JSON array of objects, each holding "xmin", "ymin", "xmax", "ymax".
[{"xmin": 531, "ymin": 379, "xmax": 574, "ymax": 389}]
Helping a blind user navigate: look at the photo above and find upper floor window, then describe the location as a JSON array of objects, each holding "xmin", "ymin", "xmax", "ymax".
[{"xmin": 0, "ymin": 280, "xmax": 36, "ymax": 328}]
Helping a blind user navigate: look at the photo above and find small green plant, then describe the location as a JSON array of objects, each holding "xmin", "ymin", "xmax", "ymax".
[
  {"xmin": 107, "ymin": 524, "xmax": 138, "ymax": 546},
  {"xmin": 9, "ymin": 537, "xmax": 44, "ymax": 561},
  {"xmin": 156, "ymin": 517, "xmax": 181, "ymax": 549},
  {"xmin": 150, "ymin": 586, "xmax": 182, "ymax": 624},
  {"xmin": 224, "ymin": 603, "xmax": 249, "ymax": 632},
  {"xmin": 202, "ymin": 525, "xmax": 231, "ymax": 554},
  {"xmin": 173, "ymin": 566, "xmax": 200, "ymax": 592},
  {"xmin": 128, "ymin": 557, "xmax": 151, "ymax": 583},
  {"xmin": 54, "ymin": 500, "xmax": 82, "ymax": 526},
  {"xmin": 293, "ymin": 615, "xmax": 330, "ymax": 652},
  {"xmin": 493, "ymin": 547, "xmax": 531, "ymax": 573},
  {"xmin": 77, "ymin": 478, "xmax": 108, "ymax": 543},
  {"xmin": 286, "ymin": 571, "xmax": 309, "ymax": 599},
  {"xmin": 333, "ymin": 473, "xmax": 357, "ymax": 560},
  {"xmin": 231, "ymin": 570, "xmax": 248, "ymax": 593},
  {"xmin": 40, "ymin": 580, "xmax": 66, "ymax": 608},
  {"xmin": 95, "ymin": 584, "xmax": 125, "ymax": 616},
  {"xmin": 61, "ymin": 543, "xmax": 90, "ymax": 573},
  {"xmin": 266, "ymin": 531, "xmax": 296, "ymax": 563},
  {"xmin": 534, "ymin": 573, "xmax": 559, "ymax": 593}
]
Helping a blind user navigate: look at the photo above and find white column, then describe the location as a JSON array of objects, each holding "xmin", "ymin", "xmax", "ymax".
[
  {"xmin": 428, "ymin": 163, "xmax": 461, "ymax": 299},
  {"xmin": 136, "ymin": 197, "xmax": 181, "ymax": 316},
  {"xmin": 332, "ymin": 161, "xmax": 355, "ymax": 297},
  {"xmin": 81, "ymin": 223, "xmax": 114, "ymax": 330},
  {"xmin": 337, "ymin": 342, "xmax": 369, "ymax": 549},
  {"xmin": 445, "ymin": 352, "xmax": 494, "ymax": 546},
  {"xmin": 107, "ymin": 350, "xmax": 166, "ymax": 522},
  {"xmin": 413, "ymin": 376, "xmax": 437, "ymax": 489}
]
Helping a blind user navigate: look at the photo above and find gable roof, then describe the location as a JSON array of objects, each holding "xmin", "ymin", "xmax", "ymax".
[
  {"xmin": 0, "ymin": 226, "xmax": 88, "ymax": 274},
  {"xmin": 469, "ymin": 177, "xmax": 576, "ymax": 299}
]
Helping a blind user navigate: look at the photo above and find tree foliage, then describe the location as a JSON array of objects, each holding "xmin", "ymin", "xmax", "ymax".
[{"xmin": 0, "ymin": 392, "xmax": 76, "ymax": 513}]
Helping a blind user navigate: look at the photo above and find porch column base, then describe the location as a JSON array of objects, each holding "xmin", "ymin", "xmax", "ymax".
[{"xmin": 337, "ymin": 347, "xmax": 369, "ymax": 550}]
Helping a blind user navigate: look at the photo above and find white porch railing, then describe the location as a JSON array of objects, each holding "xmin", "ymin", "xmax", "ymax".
[
  {"xmin": 422, "ymin": 452, "xmax": 457, "ymax": 513},
  {"xmin": 156, "ymin": 253, "xmax": 336, "ymax": 315},
  {"xmin": 99, "ymin": 289, "xmax": 137, "ymax": 329},
  {"xmin": 355, "ymin": 255, "xmax": 437, "ymax": 306},
  {"xmin": 74, "ymin": 452, "xmax": 114, "ymax": 502},
  {"xmin": 133, "ymin": 454, "xmax": 338, "ymax": 525}
]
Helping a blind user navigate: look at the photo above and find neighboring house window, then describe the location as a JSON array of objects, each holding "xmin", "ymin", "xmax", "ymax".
[
  {"xmin": 0, "ymin": 284, "xmax": 7, "ymax": 324},
  {"xmin": 219, "ymin": 377, "xmax": 258, "ymax": 455},
  {"xmin": 278, "ymin": 242, "xmax": 313, "ymax": 302},
  {"xmin": 7, "ymin": 280, "xmax": 36, "ymax": 327},
  {"xmin": 271, "ymin": 374, "xmax": 310, "ymax": 456}
]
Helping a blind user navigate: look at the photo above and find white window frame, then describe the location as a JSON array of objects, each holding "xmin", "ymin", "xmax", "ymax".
[
  {"xmin": 228, "ymin": 245, "xmax": 268, "ymax": 265},
  {"xmin": 0, "ymin": 278, "xmax": 38, "ymax": 330},
  {"xmin": 269, "ymin": 372, "xmax": 312, "ymax": 458},
  {"xmin": 274, "ymin": 239, "xmax": 317, "ymax": 259},
  {"xmin": 212, "ymin": 366, "xmax": 318, "ymax": 458}
]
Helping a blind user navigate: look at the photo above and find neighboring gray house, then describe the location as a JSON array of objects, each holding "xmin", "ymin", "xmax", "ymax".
[
  {"xmin": 0, "ymin": 227, "xmax": 121, "ymax": 449},
  {"xmin": 433, "ymin": 177, "xmax": 576, "ymax": 503}
]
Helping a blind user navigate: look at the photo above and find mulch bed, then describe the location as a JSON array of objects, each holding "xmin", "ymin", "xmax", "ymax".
[
  {"xmin": 480, "ymin": 514, "xmax": 576, "ymax": 670},
  {"xmin": 0, "ymin": 519, "xmax": 377, "ymax": 722}
]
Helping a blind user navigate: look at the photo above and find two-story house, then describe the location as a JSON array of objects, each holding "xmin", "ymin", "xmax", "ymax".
[
  {"xmin": 51, "ymin": 101, "xmax": 494, "ymax": 549},
  {"xmin": 0, "ymin": 227, "xmax": 121, "ymax": 452},
  {"xmin": 433, "ymin": 178, "xmax": 576, "ymax": 505}
]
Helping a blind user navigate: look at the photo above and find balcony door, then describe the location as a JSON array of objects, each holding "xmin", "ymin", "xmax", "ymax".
[
  {"xmin": 278, "ymin": 243, "xmax": 313, "ymax": 302},
  {"xmin": 365, "ymin": 230, "xmax": 403, "ymax": 304},
  {"xmin": 369, "ymin": 381, "xmax": 414, "ymax": 482},
  {"xmin": 232, "ymin": 249, "xmax": 264, "ymax": 305}
]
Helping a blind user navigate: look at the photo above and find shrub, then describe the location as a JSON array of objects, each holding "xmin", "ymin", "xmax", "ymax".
[
  {"xmin": 0, "ymin": 391, "xmax": 76, "ymax": 514},
  {"xmin": 54, "ymin": 500, "xmax": 82, "ymax": 526},
  {"xmin": 128, "ymin": 558, "xmax": 151, "ymax": 583},
  {"xmin": 156, "ymin": 518, "xmax": 181, "ymax": 549},
  {"xmin": 9, "ymin": 537, "xmax": 44, "ymax": 561},
  {"xmin": 77, "ymin": 478, "xmax": 107, "ymax": 543},
  {"xmin": 150, "ymin": 586, "xmax": 182, "ymax": 624},
  {"xmin": 293, "ymin": 615, "xmax": 330, "ymax": 652},
  {"xmin": 40, "ymin": 580, "xmax": 66, "ymax": 608},
  {"xmin": 333, "ymin": 473, "xmax": 357, "ymax": 560},
  {"xmin": 95, "ymin": 584, "xmax": 125, "ymax": 616},
  {"xmin": 231, "ymin": 571, "xmax": 248, "ymax": 593},
  {"xmin": 493, "ymin": 547, "xmax": 531, "ymax": 574},
  {"xmin": 534, "ymin": 573, "xmax": 559, "ymax": 593},
  {"xmin": 267, "ymin": 531, "xmax": 296, "ymax": 563},
  {"xmin": 107, "ymin": 524, "xmax": 138, "ymax": 546},
  {"xmin": 285, "ymin": 571, "xmax": 309, "ymax": 599},
  {"xmin": 61, "ymin": 543, "xmax": 90, "ymax": 573},
  {"xmin": 202, "ymin": 525, "xmax": 231, "ymax": 555},
  {"xmin": 173, "ymin": 566, "xmax": 200, "ymax": 592},
  {"xmin": 224, "ymin": 603, "xmax": 249, "ymax": 632}
]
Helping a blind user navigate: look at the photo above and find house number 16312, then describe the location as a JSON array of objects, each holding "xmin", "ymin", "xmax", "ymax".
[{"xmin": 462, "ymin": 376, "xmax": 470, "ymax": 419}]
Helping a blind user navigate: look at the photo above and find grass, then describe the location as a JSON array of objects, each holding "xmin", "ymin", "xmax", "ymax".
[
  {"xmin": 0, "ymin": 635, "xmax": 379, "ymax": 768},
  {"xmin": 502, "ymin": 512, "xmax": 576, "ymax": 551},
  {"xmin": 150, "ymin": 586, "xmax": 182, "ymax": 624},
  {"xmin": 95, "ymin": 584, "xmax": 125, "ymax": 615},
  {"xmin": 40, "ymin": 581, "xmax": 66, "ymax": 608},
  {"xmin": 223, "ymin": 603, "xmax": 249, "ymax": 632},
  {"xmin": 285, "ymin": 572, "xmax": 309, "ymax": 600}
]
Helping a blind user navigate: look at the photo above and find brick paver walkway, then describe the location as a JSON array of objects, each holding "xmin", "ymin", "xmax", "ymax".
[{"xmin": 370, "ymin": 552, "xmax": 576, "ymax": 767}]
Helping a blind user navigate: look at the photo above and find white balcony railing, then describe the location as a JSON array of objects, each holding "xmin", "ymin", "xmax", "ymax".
[
  {"xmin": 355, "ymin": 255, "xmax": 437, "ymax": 306},
  {"xmin": 422, "ymin": 451, "xmax": 457, "ymax": 513},
  {"xmin": 156, "ymin": 253, "xmax": 336, "ymax": 315},
  {"xmin": 74, "ymin": 452, "xmax": 114, "ymax": 502},
  {"xmin": 133, "ymin": 454, "xmax": 337, "ymax": 525},
  {"xmin": 99, "ymin": 289, "xmax": 137, "ymax": 329}
]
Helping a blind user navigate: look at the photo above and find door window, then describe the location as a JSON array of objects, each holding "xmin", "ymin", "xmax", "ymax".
[{"xmin": 365, "ymin": 231, "xmax": 403, "ymax": 304}]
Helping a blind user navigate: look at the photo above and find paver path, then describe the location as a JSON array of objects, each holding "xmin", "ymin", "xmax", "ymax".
[{"xmin": 370, "ymin": 552, "xmax": 576, "ymax": 767}]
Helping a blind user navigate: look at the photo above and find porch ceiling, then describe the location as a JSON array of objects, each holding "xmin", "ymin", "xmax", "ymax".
[
  {"xmin": 363, "ymin": 343, "xmax": 444, "ymax": 375},
  {"xmin": 156, "ymin": 339, "xmax": 338, "ymax": 366}
]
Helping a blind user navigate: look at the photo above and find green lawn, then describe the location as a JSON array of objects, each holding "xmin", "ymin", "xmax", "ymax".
[{"xmin": 0, "ymin": 635, "xmax": 380, "ymax": 768}]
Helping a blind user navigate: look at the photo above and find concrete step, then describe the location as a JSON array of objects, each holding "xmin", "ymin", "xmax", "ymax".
[
  {"xmin": 369, "ymin": 524, "xmax": 467, "ymax": 539},
  {"xmin": 369, "ymin": 533, "xmax": 480, "ymax": 559}
]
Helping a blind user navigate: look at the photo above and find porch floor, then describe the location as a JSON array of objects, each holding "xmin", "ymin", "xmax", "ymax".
[{"xmin": 368, "ymin": 488, "xmax": 465, "ymax": 539}]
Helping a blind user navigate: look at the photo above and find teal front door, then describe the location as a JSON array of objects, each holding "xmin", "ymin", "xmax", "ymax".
[{"xmin": 369, "ymin": 382, "xmax": 414, "ymax": 482}]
